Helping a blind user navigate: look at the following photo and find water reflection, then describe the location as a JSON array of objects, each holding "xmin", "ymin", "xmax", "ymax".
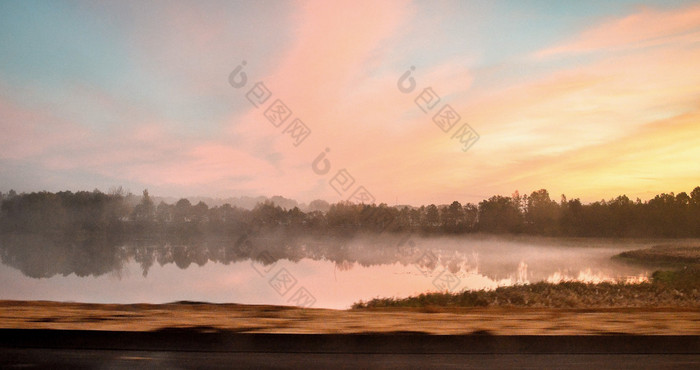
[{"xmin": 0, "ymin": 233, "xmax": 658, "ymax": 308}]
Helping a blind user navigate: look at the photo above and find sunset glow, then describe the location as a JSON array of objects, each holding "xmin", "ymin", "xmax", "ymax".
[{"xmin": 1, "ymin": 0, "xmax": 699, "ymax": 205}]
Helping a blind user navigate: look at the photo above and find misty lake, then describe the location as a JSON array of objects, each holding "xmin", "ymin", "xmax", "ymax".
[{"xmin": 0, "ymin": 235, "xmax": 664, "ymax": 309}]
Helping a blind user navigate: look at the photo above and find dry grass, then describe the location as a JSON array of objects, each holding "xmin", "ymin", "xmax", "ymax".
[
  {"xmin": 353, "ymin": 261, "xmax": 700, "ymax": 310},
  {"xmin": 353, "ymin": 280, "xmax": 699, "ymax": 309},
  {"xmin": 1, "ymin": 300, "xmax": 699, "ymax": 335},
  {"xmin": 615, "ymin": 245, "xmax": 700, "ymax": 267}
]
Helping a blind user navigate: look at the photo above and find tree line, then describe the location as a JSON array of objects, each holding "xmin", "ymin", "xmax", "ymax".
[{"xmin": 1, "ymin": 186, "xmax": 699, "ymax": 239}]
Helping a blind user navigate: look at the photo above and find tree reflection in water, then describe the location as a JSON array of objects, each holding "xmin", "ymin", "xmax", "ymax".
[{"xmin": 0, "ymin": 231, "xmax": 433, "ymax": 279}]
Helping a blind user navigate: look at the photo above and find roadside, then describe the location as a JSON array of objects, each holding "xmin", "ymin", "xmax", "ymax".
[{"xmin": 1, "ymin": 300, "xmax": 698, "ymax": 335}]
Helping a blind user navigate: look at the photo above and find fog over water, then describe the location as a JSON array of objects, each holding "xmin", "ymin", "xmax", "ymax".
[{"xmin": 0, "ymin": 234, "xmax": 675, "ymax": 309}]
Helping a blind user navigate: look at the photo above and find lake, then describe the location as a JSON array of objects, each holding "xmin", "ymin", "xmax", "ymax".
[{"xmin": 0, "ymin": 234, "xmax": 662, "ymax": 309}]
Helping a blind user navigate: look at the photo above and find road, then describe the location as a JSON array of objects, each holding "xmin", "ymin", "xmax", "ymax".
[{"xmin": 1, "ymin": 329, "xmax": 698, "ymax": 369}]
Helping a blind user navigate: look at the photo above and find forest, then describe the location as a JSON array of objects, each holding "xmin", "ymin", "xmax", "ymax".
[{"xmin": 1, "ymin": 186, "xmax": 699, "ymax": 239}]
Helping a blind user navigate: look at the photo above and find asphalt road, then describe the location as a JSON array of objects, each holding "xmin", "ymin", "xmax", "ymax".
[{"xmin": 1, "ymin": 329, "xmax": 698, "ymax": 369}]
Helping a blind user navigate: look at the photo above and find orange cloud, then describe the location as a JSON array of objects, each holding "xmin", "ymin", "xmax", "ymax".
[
  {"xmin": 537, "ymin": 4, "xmax": 700, "ymax": 57},
  {"xmin": 362, "ymin": 5, "xmax": 700, "ymax": 205},
  {"xmin": 483, "ymin": 109, "xmax": 700, "ymax": 201}
]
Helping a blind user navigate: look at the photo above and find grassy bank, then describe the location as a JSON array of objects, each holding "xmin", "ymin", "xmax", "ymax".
[
  {"xmin": 614, "ymin": 244, "xmax": 700, "ymax": 267},
  {"xmin": 353, "ymin": 266, "xmax": 700, "ymax": 310},
  {"xmin": 355, "ymin": 245, "xmax": 700, "ymax": 310}
]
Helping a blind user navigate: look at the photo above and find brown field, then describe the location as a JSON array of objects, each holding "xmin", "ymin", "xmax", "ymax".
[{"xmin": 1, "ymin": 300, "xmax": 698, "ymax": 335}]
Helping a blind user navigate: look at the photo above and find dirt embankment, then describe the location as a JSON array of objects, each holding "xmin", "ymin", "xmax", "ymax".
[{"xmin": 1, "ymin": 300, "xmax": 699, "ymax": 335}]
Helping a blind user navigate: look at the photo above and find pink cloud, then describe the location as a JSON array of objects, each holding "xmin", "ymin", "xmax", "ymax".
[
  {"xmin": 123, "ymin": 143, "xmax": 275, "ymax": 187},
  {"xmin": 0, "ymin": 97, "xmax": 89, "ymax": 160},
  {"xmin": 262, "ymin": 0, "xmax": 415, "ymax": 116},
  {"xmin": 65, "ymin": 0, "xmax": 477, "ymax": 202},
  {"xmin": 214, "ymin": 0, "xmax": 420, "ymax": 200}
]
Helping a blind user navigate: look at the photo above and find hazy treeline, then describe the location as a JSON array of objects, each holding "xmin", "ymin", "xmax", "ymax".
[
  {"xmin": 1, "ymin": 187, "xmax": 698, "ymax": 278},
  {"xmin": 1, "ymin": 187, "xmax": 699, "ymax": 238}
]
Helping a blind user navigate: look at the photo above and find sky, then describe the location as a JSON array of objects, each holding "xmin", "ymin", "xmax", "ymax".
[{"xmin": 1, "ymin": 0, "xmax": 699, "ymax": 206}]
